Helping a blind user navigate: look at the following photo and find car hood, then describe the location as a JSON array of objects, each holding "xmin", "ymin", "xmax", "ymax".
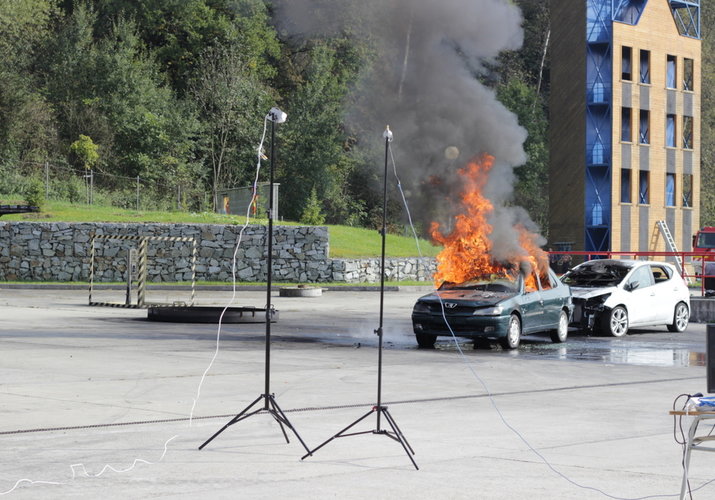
[
  {"xmin": 418, "ymin": 289, "xmax": 515, "ymax": 307},
  {"xmin": 569, "ymin": 285, "xmax": 618, "ymax": 299}
]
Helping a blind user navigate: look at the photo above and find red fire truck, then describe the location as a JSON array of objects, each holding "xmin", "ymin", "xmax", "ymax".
[{"xmin": 693, "ymin": 227, "xmax": 715, "ymax": 293}]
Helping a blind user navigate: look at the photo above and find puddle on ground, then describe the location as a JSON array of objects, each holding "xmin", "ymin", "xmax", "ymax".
[{"xmin": 433, "ymin": 338, "xmax": 706, "ymax": 368}]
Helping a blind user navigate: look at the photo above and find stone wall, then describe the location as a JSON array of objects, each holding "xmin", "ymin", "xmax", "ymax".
[{"xmin": 0, "ymin": 222, "xmax": 436, "ymax": 283}]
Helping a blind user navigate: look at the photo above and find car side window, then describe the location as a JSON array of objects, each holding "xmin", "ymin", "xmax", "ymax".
[
  {"xmin": 525, "ymin": 272, "xmax": 539, "ymax": 293},
  {"xmin": 627, "ymin": 265, "xmax": 654, "ymax": 290},
  {"xmin": 651, "ymin": 265, "xmax": 671, "ymax": 283},
  {"xmin": 539, "ymin": 272, "xmax": 553, "ymax": 291}
]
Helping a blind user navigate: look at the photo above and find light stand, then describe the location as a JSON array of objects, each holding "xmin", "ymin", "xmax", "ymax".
[
  {"xmin": 301, "ymin": 126, "xmax": 418, "ymax": 470},
  {"xmin": 199, "ymin": 108, "xmax": 310, "ymax": 454}
]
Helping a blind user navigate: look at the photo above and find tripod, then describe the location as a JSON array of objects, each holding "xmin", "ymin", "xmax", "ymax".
[
  {"xmin": 199, "ymin": 108, "xmax": 310, "ymax": 454},
  {"xmin": 301, "ymin": 126, "xmax": 418, "ymax": 469}
]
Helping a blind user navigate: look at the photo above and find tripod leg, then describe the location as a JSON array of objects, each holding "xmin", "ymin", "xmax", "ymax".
[
  {"xmin": 381, "ymin": 408, "xmax": 418, "ymax": 470},
  {"xmin": 266, "ymin": 397, "xmax": 290, "ymax": 444},
  {"xmin": 301, "ymin": 408, "xmax": 375, "ymax": 460},
  {"xmin": 268, "ymin": 396, "xmax": 312, "ymax": 453},
  {"xmin": 198, "ymin": 394, "xmax": 264, "ymax": 450}
]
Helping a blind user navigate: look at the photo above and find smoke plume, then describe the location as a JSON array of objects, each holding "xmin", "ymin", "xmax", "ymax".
[{"xmin": 274, "ymin": 0, "xmax": 543, "ymax": 258}]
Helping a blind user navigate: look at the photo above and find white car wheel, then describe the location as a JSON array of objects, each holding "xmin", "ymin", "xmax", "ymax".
[
  {"xmin": 603, "ymin": 306, "xmax": 628, "ymax": 337},
  {"xmin": 667, "ymin": 302, "xmax": 689, "ymax": 333}
]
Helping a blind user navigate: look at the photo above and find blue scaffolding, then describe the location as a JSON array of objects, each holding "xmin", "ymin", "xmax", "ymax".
[{"xmin": 583, "ymin": 0, "xmax": 700, "ymax": 252}]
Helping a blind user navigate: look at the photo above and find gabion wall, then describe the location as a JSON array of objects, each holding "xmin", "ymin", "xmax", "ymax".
[{"xmin": 0, "ymin": 222, "xmax": 436, "ymax": 283}]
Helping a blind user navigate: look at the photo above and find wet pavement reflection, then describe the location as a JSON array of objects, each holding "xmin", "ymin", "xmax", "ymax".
[{"xmin": 430, "ymin": 330, "xmax": 707, "ymax": 368}]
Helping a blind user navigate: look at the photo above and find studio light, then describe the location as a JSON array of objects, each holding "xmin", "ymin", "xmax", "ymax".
[{"xmin": 198, "ymin": 107, "xmax": 310, "ymax": 454}]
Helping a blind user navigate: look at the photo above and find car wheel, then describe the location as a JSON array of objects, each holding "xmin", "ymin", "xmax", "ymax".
[
  {"xmin": 602, "ymin": 306, "xmax": 628, "ymax": 337},
  {"xmin": 499, "ymin": 314, "xmax": 521, "ymax": 349},
  {"xmin": 415, "ymin": 332, "xmax": 437, "ymax": 348},
  {"xmin": 667, "ymin": 302, "xmax": 689, "ymax": 333},
  {"xmin": 550, "ymin": 310, "xmax": 569, "ymax": 343}
]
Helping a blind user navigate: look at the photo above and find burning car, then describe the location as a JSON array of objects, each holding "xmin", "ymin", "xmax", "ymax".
[
  {"xmin": 411, "ymin": 266, "xmax": 573, "ymax": 349},
  {"xmin": 561, "ymin": 259, "xmax": 690, "ymax": 336}
]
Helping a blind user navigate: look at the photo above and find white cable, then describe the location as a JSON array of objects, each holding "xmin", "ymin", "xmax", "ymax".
[
  {"xmin": 189, "ymin": 114, "xmax": 270, "ymax": 425},
  {"xmin": 0, "ymin": 436, "xmax": 177, "ymax": 495},
  {"xmin": 387, "ymin": 138, "xmax": 690, "ymax": 499},
  {"xmin": 1, "ymin": 116, "xmax": 271, "ymax": 496},
  {"xmin": 388, "ymin": 144, "xmax": 422, "ymax": 258}
]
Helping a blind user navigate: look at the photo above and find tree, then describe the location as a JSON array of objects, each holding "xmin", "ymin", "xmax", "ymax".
[
  {"xmin": 279, "ymin": 41, "xmax": 363, "ymax": 223},
  {"xmin": 300, "ymin": 186, "xmax": 326, "ymax": 225},
  {"xmin": 70, "ymin": 134, "xmax": 99, "ymax": 170},
  {"xmin": 190, "ymin": 44, "xmax": 272, "ymax": 209}
]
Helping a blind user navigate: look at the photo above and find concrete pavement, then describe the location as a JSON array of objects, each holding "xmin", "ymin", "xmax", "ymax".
[{"xmin": 0, "ymin": 288, "xmax": 712, "ymax": 499}]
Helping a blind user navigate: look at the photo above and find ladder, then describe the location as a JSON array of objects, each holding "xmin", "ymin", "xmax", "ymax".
[{"xmin": 656, "ymin": 220, "xmax": 691, "ymax": 284}]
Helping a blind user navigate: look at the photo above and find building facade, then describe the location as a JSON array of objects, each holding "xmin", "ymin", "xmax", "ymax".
[{"xmin": 549, "ymin": 0, "xmax": 701, "ymax": 255}]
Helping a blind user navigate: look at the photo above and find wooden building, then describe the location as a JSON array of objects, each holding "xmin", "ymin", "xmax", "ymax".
[{"xmin": 549, "ymin": 0, "xmax": 701, "ymax": 255}]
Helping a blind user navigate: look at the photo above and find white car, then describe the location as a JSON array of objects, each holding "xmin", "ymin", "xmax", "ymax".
[{"xmin": 560, "ymin": 259, "xmax": 690, "ymax": 337}]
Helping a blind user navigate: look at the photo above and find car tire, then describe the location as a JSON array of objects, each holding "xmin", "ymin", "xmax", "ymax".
[
  {"xmin": 415, "ymin": 332, "xmax": 437, "ymax": 348},
  {"xmin": 499, "ymin": 314, "xmax": 521, "ymax": 349},
  {"xmin": 601, "ymin": 306, "xmax": 628, "ymax": 337},
  {"xmin": 667, "ymin": 302, "xmax": 689, "ymax": 333},
  {"xmin": 550, "ymin": 310, "xmax": 569, "ymax": 343}
]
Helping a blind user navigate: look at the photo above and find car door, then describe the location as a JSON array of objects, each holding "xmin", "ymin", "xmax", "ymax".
[
  {"xmin": 538, "ymin": 270, "xmax": 564, "ymax": 330},
  {"xmin": 622, "ymin": 264, "xmax": 657, "ymax": 326},
  {"xmin": 649, "ymin": 264, "xmax": 678, "ymax": 323},
  {"xmin": 519, "ymin": 271, "xmax": 544, "ymax": 333}
]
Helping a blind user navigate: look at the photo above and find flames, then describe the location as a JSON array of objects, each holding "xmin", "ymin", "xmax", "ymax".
[{"xmin": 430, "ymin": 153, "xmax": 548, "ymax": 288}]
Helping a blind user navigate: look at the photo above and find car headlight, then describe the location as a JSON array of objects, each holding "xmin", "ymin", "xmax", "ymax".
[
  {"xmin": 413, "ymin": 302, "xmax": 430, "ymax": 313},
  {"xmin": 472, "ymin": 306, "xmax": 503, "ymax": 316}
]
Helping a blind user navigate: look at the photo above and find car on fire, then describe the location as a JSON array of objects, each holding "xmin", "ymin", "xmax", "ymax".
[
  {"xmin": 560, "ymin": 259, "xmax": 690, "ymax": 337},
  {"xmin": 411, "ymin": 267, "xmax": 573, "ymax": 349}
]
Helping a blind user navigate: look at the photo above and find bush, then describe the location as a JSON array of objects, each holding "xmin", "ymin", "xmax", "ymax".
[
  {"xmin": 300, "ymin": 187, "xmax": 326, "ymax": 225},
  {"xmin": 24, "ymin": 178, "xmax": 46, "ymax": 208}
]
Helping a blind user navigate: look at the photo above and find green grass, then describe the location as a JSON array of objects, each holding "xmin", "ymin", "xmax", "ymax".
[{"xmin": 1, "ymin": 200, "xmax": 440, "ymax": 258}]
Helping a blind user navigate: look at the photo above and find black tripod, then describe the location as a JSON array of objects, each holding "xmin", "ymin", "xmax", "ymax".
[
  {"xmin": 301, "ymin": 126, "xmax": 418, "ymax": 470},
  {"xmin": 199, "ymin": 108, "xmax": 310, "ymax": 454}
]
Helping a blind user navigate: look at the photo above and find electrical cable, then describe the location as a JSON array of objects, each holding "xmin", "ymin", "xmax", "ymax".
[
  {"xmin": 388, "ymin": 140, "xmax": 696, "ymax": 500},
  {"xmin": 188, "ymin": 114, "xmax": 269, "ymax": 425},
  {"xmin": 0, "ymin": 115, "xmax": 271, "ymax": 496}
]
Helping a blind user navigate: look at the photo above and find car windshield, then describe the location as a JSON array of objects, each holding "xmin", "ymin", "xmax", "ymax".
[
  {"xmin": 439, "ymin": 271, "xmax": 521, "ymax": 293},
  {"xmin": 561, "ymin": 261, "xmax": 632, "ymax": 287}
]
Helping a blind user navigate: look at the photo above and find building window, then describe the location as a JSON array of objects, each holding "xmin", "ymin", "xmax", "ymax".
[
  {"xmin": 665, "ymin": 173, "xmax": 676, "ymax": 207},
  {"xmin": 684, "ymin": 58, "xmax": 694, "ymax": 91},
  {"xmin": 622, "ymin": 46, "xmax": 632, "ymax": 81},
  {"xmin": 639, "ymin": 170, "xmax": 649, "ymax": 204},
  {"xmin": 621, "ymin": 168, "xmax": 632, "ymax": 203},
  {"xmin": 639, "ymin": 110, "xmax": 650, "ymax": 144},
  {"xmin": 666, "ymin": 114, "xmax": 677, "ymax": 147},
  {"xmin": 621, "ymin": 107, "xmax": 632, "ymax": 142},
  {"xmin": 666, "ymin": 55, "xmax": 677, "ymax": 89},
  {"xmin": 639, "ymin": 50, "xmax": 650, "ymax": 84},
  {"xmin": 683, "ymin": 115, "xmax": 693, "ymax": 149},
  {"xmin": 683, "ymin": 174, "xmax": 693, "ymax": 207}
]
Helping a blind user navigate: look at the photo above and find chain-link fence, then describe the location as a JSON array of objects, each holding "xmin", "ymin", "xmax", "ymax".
[{"xmin": 0, "ymin": 159, "xmax": 211, "ymax": 212}]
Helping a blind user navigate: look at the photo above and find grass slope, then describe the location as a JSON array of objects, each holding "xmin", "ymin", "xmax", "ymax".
[{"xmin": 1, "ymin": 200, "xmax": 441, "ymax": 258}]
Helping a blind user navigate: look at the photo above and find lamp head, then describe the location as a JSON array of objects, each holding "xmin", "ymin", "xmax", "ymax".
[
  {"xmin": 268, "ymin": 107, "xmax": 287, "ymax": 124},
  {"xmin": 383, "ymin": 125, "xmax": 393, "ymax": 142}
]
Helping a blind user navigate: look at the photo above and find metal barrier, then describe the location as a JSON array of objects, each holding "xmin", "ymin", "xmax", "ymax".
[{"xmin": 547, "ymin": 250, "xmax": 715, "ymax": 297}]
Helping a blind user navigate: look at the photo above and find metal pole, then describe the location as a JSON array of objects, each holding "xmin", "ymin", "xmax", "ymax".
[
  {"xmin": 90, "ymin": 169, "xmax": 94, "ymax": 205},
  {"xmin": 376, "ymin": 125, "xmax": 391, "ymax": 431},
  {"xmin": 45, "ymin": 162, "xmax": 49, "ymax": 199},
  {"xmin": 136, "ymin": 176, "xmax": 140, "ymax": 211},
  {"xmin": 264, "ymin": 118, "xmax": 276, "ymax": 408}
]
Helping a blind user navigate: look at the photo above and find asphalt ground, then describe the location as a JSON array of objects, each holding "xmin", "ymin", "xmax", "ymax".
[{"xmin": 0, "ymin": 287, "xmax": 713, "ymax": 499}]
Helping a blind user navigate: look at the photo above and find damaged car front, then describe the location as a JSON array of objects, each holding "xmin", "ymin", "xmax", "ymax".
[
  {"xmin": 560, "ymin": 260, "xmax": 631, "ymax": 333},
  {"xmin": 561, "ymin": 259, "xmax": 690, "ymax": 337}
]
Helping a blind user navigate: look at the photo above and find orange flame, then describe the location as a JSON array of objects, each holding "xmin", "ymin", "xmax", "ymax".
[{"xmin": 431, "ymin": 153, "xmax": 548, "ymax": 288}]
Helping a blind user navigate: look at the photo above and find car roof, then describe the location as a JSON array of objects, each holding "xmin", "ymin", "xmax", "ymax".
[{"xmin": 577, "ymin": 259, "xmax": 675, "ymax": 269}]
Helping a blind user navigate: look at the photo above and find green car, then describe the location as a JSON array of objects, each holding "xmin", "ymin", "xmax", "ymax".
[{"xmin": 411, "ymin": 267, "xmax": 573, "ymax": 349}]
